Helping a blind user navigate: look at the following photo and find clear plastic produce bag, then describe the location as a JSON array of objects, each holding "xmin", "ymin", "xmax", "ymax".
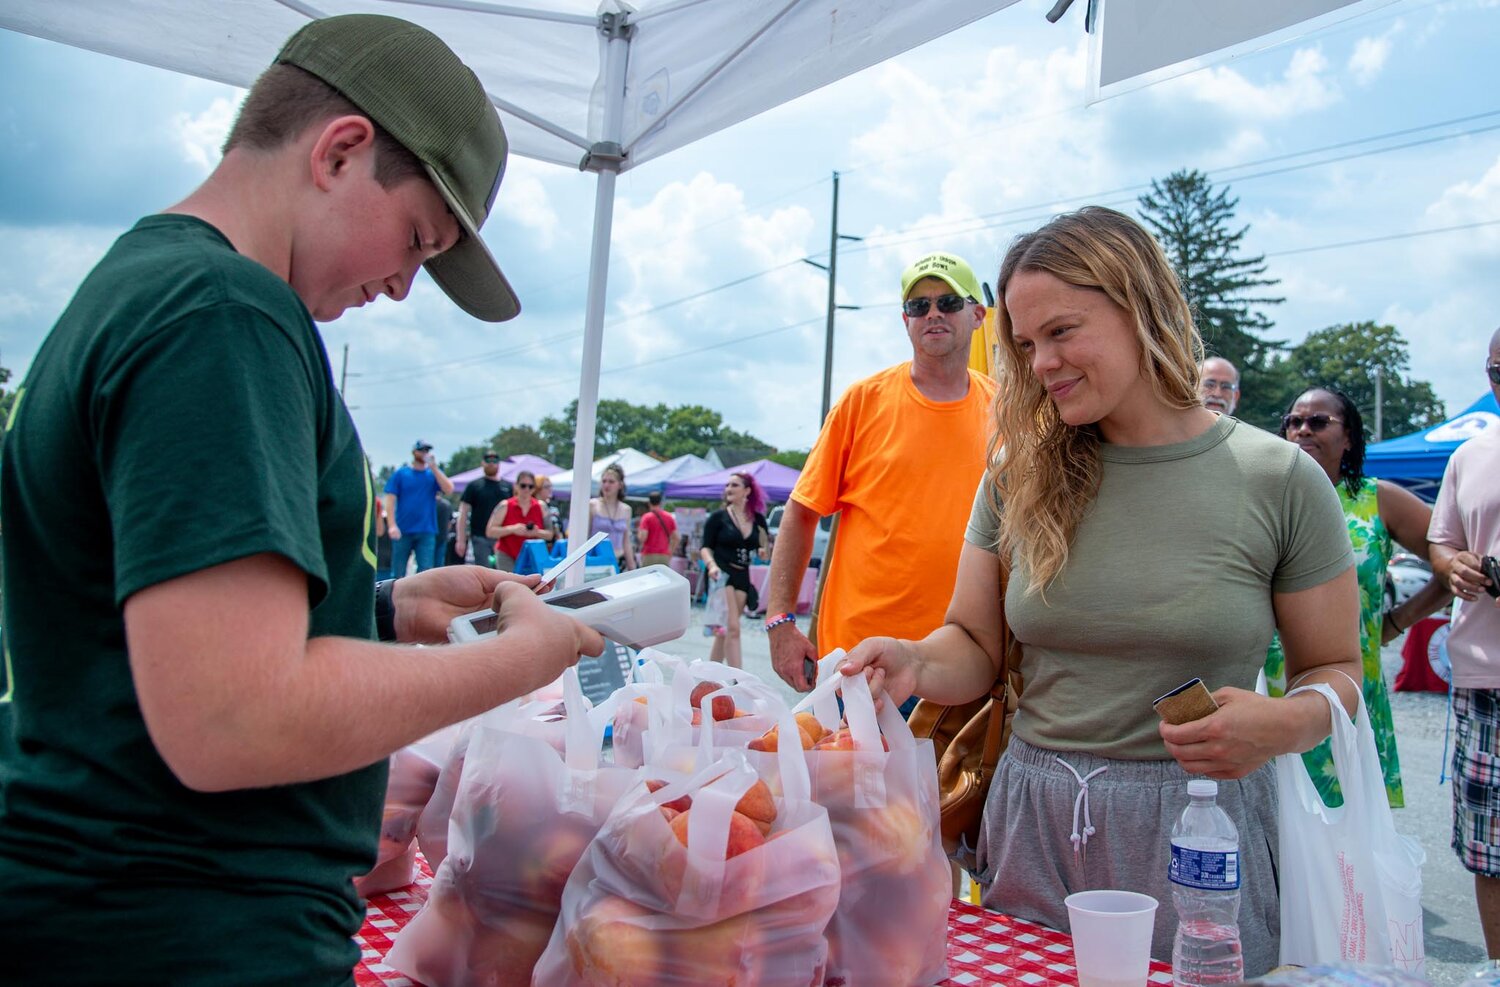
[
  {"xmin": 534, "ymin": 740, "xmax": 840, "ymax": 986},
  {"xmin": 387, "ymin": 670, "xmax": 631, "ymax": 987},
  {"xmin": 792, "ymin": 653, "xmax": 951, "ymax": 987}
]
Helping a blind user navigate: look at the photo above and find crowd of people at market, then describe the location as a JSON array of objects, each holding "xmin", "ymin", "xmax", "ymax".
[{"xmin": 1, "ymin": 12, "xmax": 1497, "ymax": 984}]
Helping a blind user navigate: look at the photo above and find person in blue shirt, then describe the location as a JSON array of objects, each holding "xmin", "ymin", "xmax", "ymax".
[{"xmin": 384, "ymin": 439, "xmax": 454, "ymax": 577}]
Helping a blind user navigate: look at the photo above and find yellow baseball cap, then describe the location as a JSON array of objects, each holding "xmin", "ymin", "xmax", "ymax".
[{"xmin": 900, "ymin": 252, "xmax": 982, "ymax": 302}]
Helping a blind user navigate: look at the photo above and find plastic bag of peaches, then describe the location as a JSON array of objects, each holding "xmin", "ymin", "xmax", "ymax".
[
  {"xmin": 354, "ymin": 721, "xmax": 465, "ymax": 898},
  {"xmin": 610, "ymin": 650, "xmax": 777, "ymax": 769},
  {"xmin": 778, "ymin": 651, "xmax": 951, "ymax": 987},
  {"xmin": 534, "ymin": 734, "xmax": 841, "ymax": 985},
  {"xmin": 414, "ymin": 692, "xmax": 577, "ymax": 871},
  {"xmin": 386, "ymin": 668, "xmax": 634, "ymax": 987}
]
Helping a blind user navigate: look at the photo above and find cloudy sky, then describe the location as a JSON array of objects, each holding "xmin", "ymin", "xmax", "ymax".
[{"xmin": 3, "ymin": 0, "xmax": 1498, "ymax": 471}]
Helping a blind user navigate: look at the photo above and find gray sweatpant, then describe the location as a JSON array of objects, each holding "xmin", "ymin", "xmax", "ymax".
[{"xmin": 975, "ymin": 736, "xmax": 1280, "ymax": 975}]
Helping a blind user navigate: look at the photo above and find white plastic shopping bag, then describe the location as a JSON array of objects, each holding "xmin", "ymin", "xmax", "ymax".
[
  {"xmin": 387, "ymin": 669, "xmax": 632, "ymax": 987},
  {"xmin": 1276, "ymin": 682, "xmax": 1425, "ymax": 973}
]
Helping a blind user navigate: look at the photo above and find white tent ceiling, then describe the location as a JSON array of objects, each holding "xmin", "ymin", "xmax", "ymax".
[{"xmin": 0, "ymin": 0, "xmax": 1019, "ymax": 171}]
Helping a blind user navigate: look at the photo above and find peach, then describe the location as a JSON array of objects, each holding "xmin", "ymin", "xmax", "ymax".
[
  {"xmin": 664, "ymin": 913, "xmax": 758, "ymax": 984},
  {"xmin": 690, "ymin": 682, "xmax": 739, "ymax": 721},
  {"xmin": 794, "ymin": 711, "xmax": 828, "ymax": 745},
  {"xmin": 516, "ymin": 823, "xmax": 593, "ymax": 904},
  {"xmin": 566, "ymin": 895, "xmax": 662, "ymax": 987},
  {"xmin": 850, "ymin": 797, "xmax": 931, "ymax": 875},
  {"xmin": 465, "ymin": 907, "xmax": 557, "ymax": 986},
  {"xmin": 646, "ymin": 778, "xmax": 693, "ymax": 814},
  {"xmin": 812, "ymin": 727, "xmax": 888, "ymax": 752},
  {"xmin": 747, "ymin": 722, "xmax": 814, "ymax": 753},
  {"xmin": 670, "ymin": 808, "xmax": 767, "ymax": 859},
  {"xmin": 734, "ymin": 779, "xmax": 777, "ymax": 837}
]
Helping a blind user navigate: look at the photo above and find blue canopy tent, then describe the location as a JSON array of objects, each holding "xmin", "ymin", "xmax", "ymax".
[{"xmin": 1365, "ymin": 391, "xmax": 1500, "ymax": 501}]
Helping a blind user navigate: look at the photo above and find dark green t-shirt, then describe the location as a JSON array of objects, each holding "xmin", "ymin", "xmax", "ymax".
[{"xmin": 0, "ymin": 215, "xmax": 386, "ymax": 984}]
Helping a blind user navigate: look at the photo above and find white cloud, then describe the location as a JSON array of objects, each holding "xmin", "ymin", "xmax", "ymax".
[
  {"xmin": 1347, "ymin": 34, "xmax": 1392, "ymax": 86},
  {"xmin": 173, "ymin": 97, "xmax": 235, "ymax": 172},
  {"xmin": 492, "ymin": 158, "xmax": 562, "ymax": 251},
  {"xmin": 0, "ymin": 224, "xmax": 123, "ymax": 376},
  {"xmin": 1165, "ymin": 46, "xmax": 1340, "ymax": 119}
]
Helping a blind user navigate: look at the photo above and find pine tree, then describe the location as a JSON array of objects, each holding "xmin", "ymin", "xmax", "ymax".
[{"xmin": 1137, "ymin": 169, "xmax": 1284, "ymax": 371}]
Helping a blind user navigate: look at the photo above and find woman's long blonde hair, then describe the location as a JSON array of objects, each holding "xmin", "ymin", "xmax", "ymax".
[{"xmin": 986, "ymin": 206, "xmax": 1203, "ymax": 595}]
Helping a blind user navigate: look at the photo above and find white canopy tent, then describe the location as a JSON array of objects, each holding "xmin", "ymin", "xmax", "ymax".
[
  {"xmin": 547, "ymin": 446, "xmax": 660, "ymax": 500},
  {"xmin": 1, "ymin": 0, "xmax": 1365, "ymax": 572}
]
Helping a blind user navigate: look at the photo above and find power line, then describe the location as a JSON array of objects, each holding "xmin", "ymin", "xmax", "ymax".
[
  {"xmin": 1264, "ymin": 217, "xmax": 1500, "ymax": 257},
  {"xmin": 362, "ymin": 315, "xmax": 826, "ymax": 411}
]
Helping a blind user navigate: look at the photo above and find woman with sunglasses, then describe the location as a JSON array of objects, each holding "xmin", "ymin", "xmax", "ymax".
[
  {"xmin": 699, "ymin": 471, "xmax": 770, "ymax": 669},
  {"xmin": 1265, "ymin": 387, "xmax": 1452, "ymax": 809},
  {"xmin": 840, "ymin": 207, "xmax": 1362, "ymax": 973},
  {"xmin": 485, "ymin": 469, "xmax": 547, "ymax": 572}
]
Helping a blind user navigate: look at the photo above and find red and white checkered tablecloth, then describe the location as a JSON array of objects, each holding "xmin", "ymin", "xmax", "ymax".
[{"xmin": 354, "ymin": 858, "xmax": 1174, "ymax": 986}]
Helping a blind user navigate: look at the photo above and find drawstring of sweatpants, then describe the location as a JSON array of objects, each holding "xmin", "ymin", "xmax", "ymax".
[{"xmin": 1055, "ymin": 757, "xmax": 1107, "ymax": 857}]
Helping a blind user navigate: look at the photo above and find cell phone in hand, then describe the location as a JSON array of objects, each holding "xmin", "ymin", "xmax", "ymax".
[{"xmin": 1482, "ymin": 555, "xmax": 1500, "ymax": 599}]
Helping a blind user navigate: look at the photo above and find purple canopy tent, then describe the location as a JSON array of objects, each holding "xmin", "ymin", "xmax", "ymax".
[
  {"xmin": 664, "ymin": 459, "xmax": 802, "ymax": 504},
  {"xmin": 450, "ymin": 453, "xmax": 562, "ymax": 495}
]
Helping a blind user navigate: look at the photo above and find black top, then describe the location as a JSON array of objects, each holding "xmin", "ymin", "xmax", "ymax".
[
  {"xmin": 460, "ymin": 476, "xmax": 511, "ymax": 536},
  {"xmin": 702, "ymin": 508, "xmax": 769, "ymax": 573}
]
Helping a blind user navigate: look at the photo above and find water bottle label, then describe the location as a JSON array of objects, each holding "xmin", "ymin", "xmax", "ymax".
[{"xmin": 1169, "ymin": 844, "xmax": 1239, "ymax": 890}]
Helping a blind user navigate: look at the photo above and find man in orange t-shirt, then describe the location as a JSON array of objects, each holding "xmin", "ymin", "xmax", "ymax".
[{"xmin": 765, "ymin": 252, "xmax": 996, "ymax": 693}]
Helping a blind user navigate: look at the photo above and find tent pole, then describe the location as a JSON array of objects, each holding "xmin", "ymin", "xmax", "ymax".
[{"xmin": 564, "ymin": 10, "xmax": 633, "ymax": 585}]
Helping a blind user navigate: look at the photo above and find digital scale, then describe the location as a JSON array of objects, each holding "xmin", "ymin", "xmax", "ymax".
[{"xmin": 448, "ymin": 532, "xmax": 691, "ymax": 650}]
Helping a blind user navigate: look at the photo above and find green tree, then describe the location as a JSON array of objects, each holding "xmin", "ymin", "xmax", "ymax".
[
  {"xmin": 539, "ymin": 399, "xmax": 771, "ymax": 463},
  {"xmin": 1137, "ymin": 169, "xmax": 1284, "ymax": 371},
  {"xmin": 442, "ymin": 424, "xmax": 551, "ymax": 474},
  {"xmin": 1273, "ymin": 321, "xmax": 1446, "ymax": 440},
  {"xmin": 768, "ymin": 448, "xmax": 810, "ymax": 470}
]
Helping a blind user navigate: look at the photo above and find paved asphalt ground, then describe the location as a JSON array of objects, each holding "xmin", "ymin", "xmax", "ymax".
[{"xmin": 653, "ymin": 608, "xmax": 1487, "ymax": 981}]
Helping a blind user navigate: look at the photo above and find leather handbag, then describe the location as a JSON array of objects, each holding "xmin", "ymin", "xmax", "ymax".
[{"xmin": 908, "ymin": 564, "xmax": 1019, "ymax": 869}]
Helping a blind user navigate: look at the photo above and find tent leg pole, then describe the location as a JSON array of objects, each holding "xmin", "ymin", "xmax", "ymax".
[
  {"xmin": 563, "ymin": 14, "xmax": 631, "ymax": 585},
  {"xmin": 564, "ymin": 166, "xmax": 619, "ymax": 573}
]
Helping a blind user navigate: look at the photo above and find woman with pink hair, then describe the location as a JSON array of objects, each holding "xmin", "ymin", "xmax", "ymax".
[{"xmin": 698, "ymin": 471, "xmax": 770, "ymax": 668}]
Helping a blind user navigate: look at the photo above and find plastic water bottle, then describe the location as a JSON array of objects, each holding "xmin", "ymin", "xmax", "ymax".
[{"xmin": 1169, "ymin": 779, "xmax": 1244, "ymax": 985}]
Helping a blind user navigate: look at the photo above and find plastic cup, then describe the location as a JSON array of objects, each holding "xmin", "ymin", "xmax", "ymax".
[{"xmin": 1064, "ymin": 890, "xmax": 1159, "ymax": 987}]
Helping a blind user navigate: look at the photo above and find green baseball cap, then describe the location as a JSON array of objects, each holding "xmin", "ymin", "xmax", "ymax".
[
  {"xmin": 277, "ymin": 14, "xmax": 519, "ymax": 322},
  {"xmin": 900, "ymin": 252, "xmax": 983, "ymax": 303}
]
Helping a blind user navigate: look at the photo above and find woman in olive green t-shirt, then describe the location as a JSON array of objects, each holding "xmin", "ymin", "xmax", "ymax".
[{"xmin": 841, "ymin": 207, "xmax": 1363, "ymax": 975}]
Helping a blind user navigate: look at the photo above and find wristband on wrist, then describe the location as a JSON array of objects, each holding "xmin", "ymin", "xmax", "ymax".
[
  {"xmin": 375, "ymin": 579, "xmax": 397, "ymax": 642},
  {"xmin": 1383, "ymin": 610, "xmax": 1403, "ymax": 637},
  {"xmin": 765, "ymin": 612, "xmax": 797, "ymax": 632}
]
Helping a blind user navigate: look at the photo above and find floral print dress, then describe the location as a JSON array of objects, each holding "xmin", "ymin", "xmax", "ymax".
[{"xmin": 1264, "ymin": 476, "xmax": 1404, "ymax": 808}]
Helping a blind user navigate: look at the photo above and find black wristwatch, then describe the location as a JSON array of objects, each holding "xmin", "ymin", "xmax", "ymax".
[{"xmin": 375, "ymin": 579, "xmax": 397, "ymax": 642}]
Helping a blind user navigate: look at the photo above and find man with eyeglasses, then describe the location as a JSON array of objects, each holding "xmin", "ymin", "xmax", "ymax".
[
  {"xmin": 766, "ymin": 252, "xmax": 996, "ymax": 695},
  {"xmin": 1428, "ymin": 325, "xmax": 1500, "ymax": 958},
  {"xmin": 457, "ymin": 450, "xmax": 513, "ymax": 567},
  {"xmin": 1199, "ymin": 356, "xmax": 1241, "ymax": 416}
]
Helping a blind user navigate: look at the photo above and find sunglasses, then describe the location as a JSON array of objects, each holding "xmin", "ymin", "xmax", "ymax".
[
  {"xmin": 1281, "ymin": 413, "xmax": 1343, "ymax": 434},
  {"xmin": 1487, "ymin": 362, "xmax": 1500, "ymax": 386},
  {"xmin": 516, "ymin": 482, "xmax": 535, "ymax": 489},
  {"xmin": 901, "ymin": 294, "xmax": 968, "ymax": 318},
  {"xmin": 482, "ymin": 455, "xmax": 501, "ymax": 463}
]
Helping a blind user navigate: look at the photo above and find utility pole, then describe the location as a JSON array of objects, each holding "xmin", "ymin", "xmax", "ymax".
[
  {"xmin": 801, "ymin": 172, "xmax": 863, "ymax": 425},
  {"xmin": 1373, "ymin": 365, "xmax": 1384, "ymax": 443},
  {"xmin": 339, "ymin": 343, "xmax": 350, "ymax": 398}
]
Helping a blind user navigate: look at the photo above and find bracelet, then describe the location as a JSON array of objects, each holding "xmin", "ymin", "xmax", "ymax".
[
  {"xmin": 375, "ymin": 579, "xmax": 397, "ymax": 642},
  {"xmin": 765, "ymin": 612, "xmax": 797, "ymax": 631},
  {"xmin": 1383, "ymin": 610, "xmax": 1404, "ymax": 637}
]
